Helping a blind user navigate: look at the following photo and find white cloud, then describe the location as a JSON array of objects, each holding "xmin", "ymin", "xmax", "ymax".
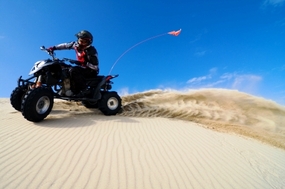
[
  {"xmin": 220, "ymin": 73, "xmax": 235, "ymax": 80},
  {"xmin": 155, "ymin": 68, "xmax": 263, "ymax": 97},
  {"xmin": 263, "ymin": 0, "xmax": 285, "ymax": 6},
  {"xmin": 203, "ymin": 79, "xmax": 227, "ymax": 88},
  {"xmin": 187, "ymin": 67, "xmax": 217, "ymax": 84},
  {"xmin": 186, "ymin": 70, "xmax": 262, "ymax": 94},
  {"xmin": 219, "ymin": 72, "xmax": 262, "ymax": 89},
  {"xmin": 231, "ymin": 74, "xmax": 262, "ymax": 90},
  {"xmin": 187, "ymin": 76, "xmax": 208, "ymax": 84},
  {"xmin": 209, "ymin": 67, "xmax": 218, "ymax": 74}
]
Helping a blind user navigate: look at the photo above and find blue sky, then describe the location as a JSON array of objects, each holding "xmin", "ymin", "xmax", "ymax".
[{"xmin": 1, "ymin": 0, "xmax": 285, "ymax": 105}]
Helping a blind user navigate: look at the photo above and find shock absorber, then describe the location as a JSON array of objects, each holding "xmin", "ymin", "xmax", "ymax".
[
  {"xmin": 36, "ymin": 75, "xmax": 42, "ymax": 88},
  {"xmin": 30, "ymin": 75, "xmax": 42, "ymax": 89}
]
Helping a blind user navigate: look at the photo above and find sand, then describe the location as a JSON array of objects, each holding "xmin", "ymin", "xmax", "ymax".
[{"xmin": 1, "ymin": 89, "xmax": 285, "ymax": 189}]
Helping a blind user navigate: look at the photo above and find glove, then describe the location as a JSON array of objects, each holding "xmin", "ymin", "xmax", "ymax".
[{"xmin": 47, "ymin": 46, "xmax": 56, "ymax": 53}]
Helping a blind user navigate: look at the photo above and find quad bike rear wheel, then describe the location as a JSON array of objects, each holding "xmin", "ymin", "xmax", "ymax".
[
  {"xmin": 10, "ymin": 86, "xmax": 28, "ymax": 111},
  {"xmin": 21, "ymin": 87, "xmax": 54, "ymax": 122},
  {"xmin": 98, "ymin": 92, "xmax": 122, "ymax": 115}
]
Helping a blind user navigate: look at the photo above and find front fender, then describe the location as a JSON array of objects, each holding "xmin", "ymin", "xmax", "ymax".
[{"xmin": 29, "ymin": 59, "xmax": 54, "ymax": 75}]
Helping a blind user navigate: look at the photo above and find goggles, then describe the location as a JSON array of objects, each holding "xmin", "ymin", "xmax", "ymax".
[{"xmin": 78, "ymin": 38, "xmax": 90, "ymax": 45}]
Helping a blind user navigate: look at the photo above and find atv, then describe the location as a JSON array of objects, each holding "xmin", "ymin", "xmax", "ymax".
[{"xmin": 10, "ymin": 46, "xmax": 122, "ymax": 122}]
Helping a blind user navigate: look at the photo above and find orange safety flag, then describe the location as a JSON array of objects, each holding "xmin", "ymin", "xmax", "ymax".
[{"xmin": 168, "ymin": 29, "xmax": 181, "ymax": 36}]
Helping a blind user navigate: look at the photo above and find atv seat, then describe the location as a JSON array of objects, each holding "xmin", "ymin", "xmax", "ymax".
[
  {"xmin": 84, "ymin": 75, "xmax": 104, "ymax": 81},
  {"xmin": 84, "ymin": 75, "xmax": 105, "ymax": 87}
]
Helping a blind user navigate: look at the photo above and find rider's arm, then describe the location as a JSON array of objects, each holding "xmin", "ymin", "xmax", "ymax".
[
  {"xmin": 86, "ymin": 47, "xmax": 99, "ymax": 66},
  {"xmin": 53, "ymin": 41, "xmax": 75, "ymax": 50},
  {"xmin": 85, "ymin": 46, "xmax": 99, "ymax": 72}
]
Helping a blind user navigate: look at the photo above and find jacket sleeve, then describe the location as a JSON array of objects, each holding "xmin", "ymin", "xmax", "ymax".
[
  {"xmin": 86, "ymin": 46, "xmax": 99, "ymax": 66},
  {"xmin": 54, "ymin": 41, "xmax": 75, "ymax": 50}
]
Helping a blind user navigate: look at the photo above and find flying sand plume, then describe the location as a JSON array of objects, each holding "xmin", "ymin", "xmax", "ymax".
[{"xmin": 119, "ymin": 89, "xmax": 285, "ymax": 149}]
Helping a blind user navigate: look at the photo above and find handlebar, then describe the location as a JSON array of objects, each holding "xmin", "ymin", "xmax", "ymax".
[
  {"xmin": 40, "ymin": 46, "xmax": 56, "ymax": 60},
  {"xmin": 40, "ymin": 46, "xmax": 78, "ymax": 64}
]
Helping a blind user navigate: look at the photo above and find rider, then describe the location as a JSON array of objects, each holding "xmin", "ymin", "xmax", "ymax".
[{"xmin": 48, "ymin": 30, "xmax": 99, "ymax": 96}]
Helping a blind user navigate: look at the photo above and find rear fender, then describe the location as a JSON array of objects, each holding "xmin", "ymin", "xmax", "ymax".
[
  {"xmin": 92, "ymin": 76, "xmax": 108, "ymax": 100},
  {"xmin": 92, "ymin": 75, "xmax": 118, "ymax": 100}
]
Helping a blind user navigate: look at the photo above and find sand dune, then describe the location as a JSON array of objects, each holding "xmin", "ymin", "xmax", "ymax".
[{"xmin": 1, "ymin": 89, "xmax": 285, "ymax": 189}]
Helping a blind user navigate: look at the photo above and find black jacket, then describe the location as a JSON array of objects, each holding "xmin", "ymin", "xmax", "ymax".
[{"xmin": 54, "ymin": 41, "xmax": 99, "ymax": 69}]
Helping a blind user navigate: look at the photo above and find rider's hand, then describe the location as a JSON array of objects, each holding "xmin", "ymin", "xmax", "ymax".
[{"xmin": 47, "ymin": 46, "xmax": 56, "ymax": 53}]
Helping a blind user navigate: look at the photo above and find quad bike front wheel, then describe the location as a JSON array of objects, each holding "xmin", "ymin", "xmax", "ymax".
[
  {"xmin": 10, "ymin": 86, "xmax": 28, "ymax": 111},
  {"xmin": 99, "ymin": 92, "xmax": 122, "ymax": 115},
  {"xmin": 21, "ymin": 87, "xmax": 54, "ymax": 122}
]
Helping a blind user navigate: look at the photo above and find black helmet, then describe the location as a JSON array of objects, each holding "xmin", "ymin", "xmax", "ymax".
[{"xmin": 75, "ymin": 30, "xmax": 93, "ymax": 44}]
